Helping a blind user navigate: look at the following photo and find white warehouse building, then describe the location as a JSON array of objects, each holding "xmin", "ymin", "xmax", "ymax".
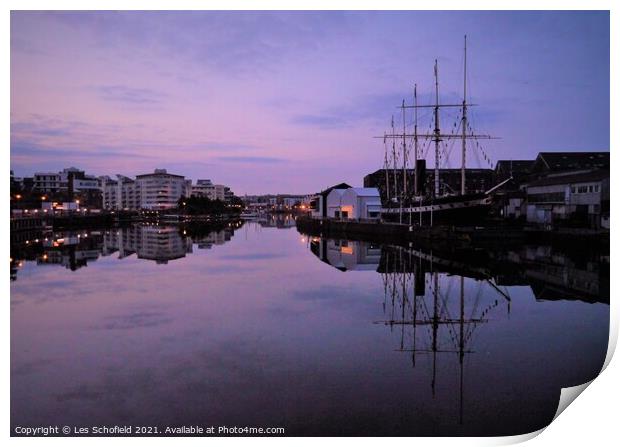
[{"xmin": 325, "ymin": 187, "xmax": 381, "ymax": 220}]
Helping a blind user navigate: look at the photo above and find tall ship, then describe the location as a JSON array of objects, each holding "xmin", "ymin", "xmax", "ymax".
[{"xmin": 377, "ymin": 36, "xmax": 510, "ymax": 225}]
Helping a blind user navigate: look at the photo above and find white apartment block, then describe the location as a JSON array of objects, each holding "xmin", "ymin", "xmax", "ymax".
[
  {"xmin": 191, "ymin": 179, "xmax": 227, "ymax": 201},
  {"xmin": 101, "ymin": 175, "xmax": 140, "ymax": 210},
  {"xmin": 33, "ymin": 172, "xmax": 63, "ymax": 192},
  {"xmin": 135, "ymin": 169, "xmax": 187, "ymax": 210},
  {"xmin": 213, "ymin": 184, "xmax": 227, "ymax": 201},
  {"xmin": 73, "ymin": 177, "xmax": 100, "ymax": 192},
  {"xmin": 99, "ymin": 170, "xmax": 234, "ymax": 211},
  {"xmin": 34, "ymin": 167, "xmax": 101, "ymax": 193}
]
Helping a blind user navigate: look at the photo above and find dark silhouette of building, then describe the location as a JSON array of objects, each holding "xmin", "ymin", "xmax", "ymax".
[
  {"xmin": 363, "ymin": 168, "xmax": 494, "ymax": 202},
  {"xmin": 531, "ymin": 152, "xmax": 609, "ymax": 174}
]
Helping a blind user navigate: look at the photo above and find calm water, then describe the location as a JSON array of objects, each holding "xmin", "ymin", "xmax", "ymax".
[{"xmin": 11, "ymin": 220, "xmax": 609, "ymax": 436}]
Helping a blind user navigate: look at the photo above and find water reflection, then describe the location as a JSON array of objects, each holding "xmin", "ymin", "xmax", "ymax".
[
  {"xmin": 310, "ymin": 237, "xmax": 381, "ymax": 271},
  {"xmin": 10, "ymin": 224, "xmax": 609, "ymax": 436},
  {"xmin": 306, "ymin": 236, "xmax": 608, "ymax": 429},
  {"xmin": 256, "ymin": 213, "xmax": 297, "ymax": 229},
  {"xmin": 308, "ymin": 237, "xmax": 609, "ymax": 305},
  {"xmin": 10, "ymin": 221, "xmax": 243, "ymax": 279}
]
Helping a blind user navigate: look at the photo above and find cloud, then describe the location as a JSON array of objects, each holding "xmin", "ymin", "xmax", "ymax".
[
  {"xmin": 290, "ymin": 92, "xmax": 411, "ymax": 130},
  {"xmin": 36, "ymin": 11, "xmax": 355, "ymax": 79},
  {"xmin": 94, "ymin": 85, "xmax": 167, "ymax": 105},
  {"xmin": 215, "ymin": 156, "xmax": 288, "ymax": 164},
  {"xmin": 290, "ymin": 114, "xmax": 350, "ymax": 130},
  {"xmin": 10, "ymin": 36, "xmax": 46, "ymax": 55},
  {"xmin": 11, "ymin": 114, "xmax": 122, "ymax": 148},
  {"xmin": 10, "ymin": 114, "xmax": 171, "ymax": 173},
  {"xmin": 11, "ymin": 143, "xmax": 153, "ymax": 160},
  {"xmin": 195, "ymin": 141, "xmax": 262, "ymax": 153}
]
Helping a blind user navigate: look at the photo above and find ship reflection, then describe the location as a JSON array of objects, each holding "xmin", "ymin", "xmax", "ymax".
[
  {"xmin": 378, "ymin": 245, "xmax": 509, "ymax": 425},
  {"xmin": 306, "ymin": 237, "xmax": 608, "ymax": 304},
  {"xmin": 305, "ymin": 236, "xmax": 608, "ymax": 425},
  {"xmin": 10, "ymin": 221, "xmax": 243, "ymax": 280}
]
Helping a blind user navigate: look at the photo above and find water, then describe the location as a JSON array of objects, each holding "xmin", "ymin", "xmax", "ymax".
[{"xmin": 10, "ymin": 220, "xmax": 609, "ymax": 436}]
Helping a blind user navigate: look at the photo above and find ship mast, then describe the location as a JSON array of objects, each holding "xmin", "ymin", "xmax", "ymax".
[
  {"xmin": 391, "ymin": 116, "xmax": 397, "ymax": 207},
  {"xmin": 414, "ymin": 84, "xmax": 419, "ymax": 196},
  {"xmin": 402, "ymin": 99, "xmax": 408, "ymax": 223},
  {"xmin": 433, "ymin": 60, "xmax": 441, "ymax": 198},
  {"xmin": 376, "ymin": 38, "xmax": 497, "ymax": 209},
  {"xmin": 383, "ymin": 132, "xmax": 390, "ymax": 203},
  {"xmin": 461, "ymin": 35, "xmax": 468, "ymax": 196}
]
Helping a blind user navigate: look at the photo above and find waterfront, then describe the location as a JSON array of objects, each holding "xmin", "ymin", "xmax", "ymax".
[{"xmin": 10, "ymin": 221, "xmax": 608, "ymax": 436}]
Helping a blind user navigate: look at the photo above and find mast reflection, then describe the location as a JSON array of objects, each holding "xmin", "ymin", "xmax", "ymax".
[{"xmin": 305, "ymin": 235, "xmax": 608, "ymax": 424}]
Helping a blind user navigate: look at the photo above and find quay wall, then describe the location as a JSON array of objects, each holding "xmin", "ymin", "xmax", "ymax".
[
  {"xmin": 295, "ymin": 216, "xmax": 474, "ymax": 248},
  {"xmin": 295, "ymin": 216, "xmax": 607, "ymax": 250}
]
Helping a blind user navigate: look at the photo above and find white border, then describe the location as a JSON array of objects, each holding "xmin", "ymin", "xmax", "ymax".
[{"xmin": 3, "ymin": 2, "xmax": 617, "ymax": 446}]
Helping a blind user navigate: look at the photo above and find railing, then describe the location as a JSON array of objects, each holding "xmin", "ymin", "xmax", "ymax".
[{"xmin": 321, "ymin": 216, "xmax": 383, "ymax": 225}]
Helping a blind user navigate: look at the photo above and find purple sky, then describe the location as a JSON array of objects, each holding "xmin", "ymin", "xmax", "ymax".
[{"xmin": 11, "ymin": 11, "xmax": 609, "ymax": 195}]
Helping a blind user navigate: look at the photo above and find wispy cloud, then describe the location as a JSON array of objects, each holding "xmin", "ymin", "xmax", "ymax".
[
  {"xmin": 215, "ymin": 156, "xmax": 288, "ymax": 164},
  {"xmin": 11, "ymin": 143, "xmax": 154, "ymax": 160},
  {"xmin": 196, "ymin": 141, "xmax": 262, "ymax": 153},
  {"xmin": 94, "ymin": 85, "xmax": 167, "ymax": 105},
  {"xmin": 10, "ymin": 36, "xmax": 46, "ymax": 55},
  {"xmin": 40, "ymin": 11, "xmax": 355, "ymax": 79},
  {"xmin": 290, "ymin": 114, "xmax": 350, "ymax": 130},
  {"xmin": 290, "ymin": 92, "xmax": 416, "ymax": 130}
]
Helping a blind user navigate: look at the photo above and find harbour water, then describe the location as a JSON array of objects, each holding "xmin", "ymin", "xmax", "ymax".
[{"xmin": 10, "ymin": 221, "xmax": 609, "ymax": 436}]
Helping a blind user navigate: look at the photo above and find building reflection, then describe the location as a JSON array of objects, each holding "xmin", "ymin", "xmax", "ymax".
[
  {"xmin": 306, "ymin": 236, "xmax": 608, "ymax": 305},
  {"xmin": 305, "ymin": 235, "xmax": 609, "ymax": 425},
  {"xmin": 309, "ymin": 237, "xmax": 381, "ymax": 271},
  {"xmin": 489, "ymin": 246, "xmax": 608, "ymax": 303},
  {"xmin": 103, "ymin": 226, "xmax": 192, "ymax": 264},
  {"xmin": 10, "ymin": 221, "xmax": 243, "ymax": 280},
  {"xmin": 257, "ymin": 214, "xmax": 297, "ymax": 229}
]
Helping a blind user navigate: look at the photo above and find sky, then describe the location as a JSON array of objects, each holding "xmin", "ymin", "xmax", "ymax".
[{"xmin": 10, "ymin": 11, "xmax": 610, "ymax": 195}]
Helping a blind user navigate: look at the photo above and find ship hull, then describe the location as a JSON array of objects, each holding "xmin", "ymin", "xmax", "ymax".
[{"xmin": 381, "ymin": 194, "xmax": 492, "ymax": 225}]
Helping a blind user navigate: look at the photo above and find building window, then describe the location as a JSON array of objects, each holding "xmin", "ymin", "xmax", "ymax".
[{"xmin": 527, "ymin": 192, "xmax": 565, "ymax": 203}]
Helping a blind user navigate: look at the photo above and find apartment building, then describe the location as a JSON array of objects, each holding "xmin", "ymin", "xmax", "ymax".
[
  {"xmin": 101, "ymin": 175, "xmax": 140, "ymax": 210},
  {"xmin": 135, "ymin": 169, "xmax": 187, "ymax": 210},
  {"xmin": 191, "ymin": 179, "xmax": 228, "ymax": 201},
  {"xmin": 33, "ymin": 167, "xmax": 100, "ymax": 194}
]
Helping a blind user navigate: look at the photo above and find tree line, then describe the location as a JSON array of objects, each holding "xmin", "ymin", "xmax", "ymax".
[{"xmin": 177, "ymin": 195, "xmax": 243, "ymax": 215}]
